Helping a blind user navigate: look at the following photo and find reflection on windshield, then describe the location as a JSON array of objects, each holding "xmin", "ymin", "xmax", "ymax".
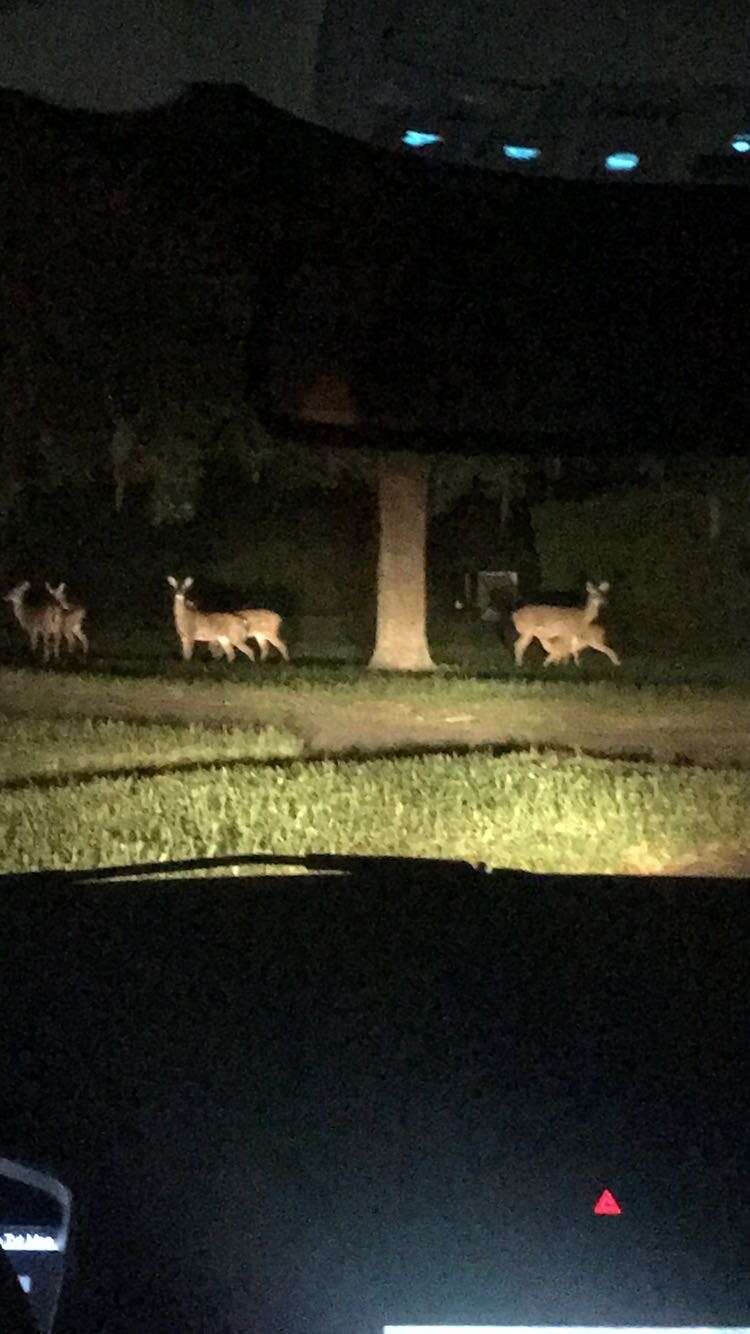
[
  {"xmin": 1, "ymin": 72, "xmax": 750, "ymax": 879},
  {"xmin": 1, "ymin": 1232, "xmax": 61, "ymax": 1252},
  {"xmin": 0, "ymin": 1159, "xmax": 72, "ymax": 1333}
]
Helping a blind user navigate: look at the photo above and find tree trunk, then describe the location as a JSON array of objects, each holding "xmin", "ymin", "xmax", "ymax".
[{"xmin": 369, "ymin": 452, "xmax": 436, "ymax": 671}]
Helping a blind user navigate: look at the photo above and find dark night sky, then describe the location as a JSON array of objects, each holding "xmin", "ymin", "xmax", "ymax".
[
  {"xmin": 0, "ymin": 0, "xmax": 324, "ymax": 114},
  {"xmin": 0, "ymin": 0, "xmax": 745, "ymax": 117},
  {"xmin": 387, "ymin": 0, "xmax": 746, "ymax": 86}
]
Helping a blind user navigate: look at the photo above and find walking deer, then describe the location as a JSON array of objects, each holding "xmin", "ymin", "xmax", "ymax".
[
  {"xmin": 512, "ymin": 580, "xmax": 621, "ymax": 667},
  {"xmin": 540, "ymin": 620, "xmax": 621, "ymax": 667},
  {"xmin": 45, "ymin": 582, "xmax": 89, "ymax": 656},
  {"xmin": 167, "ymin": 576, "xmax": 258, "ymax": 662},
  {"xmin": 234, "ymin": 606, "xmax": 289, "ymax": 661},
  {"xmin": 4, "ymin": 580, "xmax": 63, "ymax": 661},
  {"xmin": 206, "ymin": 607, "xmax": 289, "ymax": 661}
]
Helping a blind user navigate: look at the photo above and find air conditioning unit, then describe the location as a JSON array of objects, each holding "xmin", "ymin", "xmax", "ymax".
[{"xmin": 456, "ymin": 570, "xmax": 517, "ymax": 619}]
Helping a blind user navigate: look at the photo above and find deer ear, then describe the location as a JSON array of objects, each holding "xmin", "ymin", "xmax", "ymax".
[
  {"xmin": 586, "ymin": 581, "xmax": 595, "ymax": 593},
  {"xmin": 183, "ymin": 576, "xmax": 194, "ymax": 590},
  {"xmin": 167, "ymin": 576, "xmax": 178, "ymax": 589},
  {"xmin": 599, "ymin": 581, "xmax": 610, "ymax": 593}
]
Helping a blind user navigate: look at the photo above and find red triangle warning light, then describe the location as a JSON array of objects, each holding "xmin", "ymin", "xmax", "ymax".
[{"xmin": 593, "ymin": 1189, "xmax": 622, "ymax": 1216}]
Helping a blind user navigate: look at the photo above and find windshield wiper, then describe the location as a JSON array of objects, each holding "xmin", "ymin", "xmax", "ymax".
[{"xmin": 0, "ymin": 852, "xmax": 497, "ymax": 888}]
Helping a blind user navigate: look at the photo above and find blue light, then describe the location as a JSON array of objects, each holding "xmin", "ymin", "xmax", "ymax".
[
  {"xmin": 402, "ymin": 129, "xmax": 443, "ymax": 148},
  {"xmin": 605, "ymin": 151, "xmax": 640, "ymax": 172},
  {"xmin": 502, "ymin": 144, "xmax": 540, "ymax": 162},
  {"xmin": 731, "ymin": 134, "xmax": 750, "ymax": 153}
]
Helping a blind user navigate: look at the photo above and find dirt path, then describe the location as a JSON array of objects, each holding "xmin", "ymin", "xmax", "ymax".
[
  {"xmin": 301, "ymin": 696, "xmax": 750, "ymax": 765},
  {"xmin": 3, "ymin": 669, "xmax": 750, "ymax": 767}
]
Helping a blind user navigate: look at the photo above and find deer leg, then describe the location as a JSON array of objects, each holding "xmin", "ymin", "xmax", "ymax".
[
  {"xmin": 536, "ymin": 634, "xmax": 560, "ymax": 667},
  {"xmin": 268, "ymin": 634, "xmax": 289, "ymax": 662},
  {"xmin": 596, "ymin": 643, "xmax": 621, "ymax": 665},
  {"xmin": 514, "ymin": 632, "xmax": 533, "ymax": 666},
  {"xmin": 67, "ymin": 627, "xmax": 87, "ymax": 655},
  {"xmin": 231, "ymin": 638, "xmax": 256, "ymax": 662},
  {"xmin": 180, "ymin": 637, "xmax": 194, "ymax": 660}
]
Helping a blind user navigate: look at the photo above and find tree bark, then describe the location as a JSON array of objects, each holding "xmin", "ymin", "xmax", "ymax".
[{"xmin": 368, "ymin": 452, "xmax": 436, "ymax": 671}]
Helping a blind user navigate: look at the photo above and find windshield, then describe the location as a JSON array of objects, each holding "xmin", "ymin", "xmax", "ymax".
[
  {"xmin": 1, "ymin": 5, "xmax": 749, "ymax": 1331},
  {"xmin": 1, "ymin": 60, "xmax": 748, "ymax": 881},
  {"xmin": 1, "ymin": 1, "xmax": 748, "ymax": 880}
]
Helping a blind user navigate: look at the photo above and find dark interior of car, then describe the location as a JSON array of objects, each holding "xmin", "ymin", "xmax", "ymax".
[{"xmin": 2, "ymin": 856, "xmax": 747, "ymax": 1331}]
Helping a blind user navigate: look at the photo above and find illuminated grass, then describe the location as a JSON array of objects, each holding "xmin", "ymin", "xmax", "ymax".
[
  {"xmin": 0, "ymin": 715, "xmax": 303, "ymax": 785},
  {"xmin": 2, "ymin": 661, "xmax": 750, "ymax": 775},
  {"xmin": 1, "ymin": 746, "xmax": 749, "ymax": 875},
  {"xmin": 3, "ymin": 661, "xmax": 750, "ymax": 716}
]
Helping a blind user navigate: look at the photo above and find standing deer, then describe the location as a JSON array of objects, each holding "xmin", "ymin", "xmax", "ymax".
[
  {"xmin": 3, "ymin": 581, "xmax": 63, "ymax": 661},
  {"xmin": 45, "ymin": 582, "xmax": 89, "ymax": 656},
  {"xmin": 512, "ymin": 580, "xmax": 621, "ymax": 667},
  {"xmin": 167, "ymin": 576, "xmax": 258, "ymax": 662}
]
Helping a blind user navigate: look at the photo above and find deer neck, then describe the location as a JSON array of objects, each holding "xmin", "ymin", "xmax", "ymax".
[{"xmin": 172, "ymin": 595, "xmax": 195, "ymax": 634}]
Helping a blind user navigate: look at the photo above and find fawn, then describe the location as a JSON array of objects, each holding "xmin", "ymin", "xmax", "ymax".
[
  {"xmin": 512, "ymin": 580, "xmax": 621, "ymax": 667},
  {"xmin": 45, "ymin": 582, "xmax": 89, "ymax": 656},
  {"xmin": 233, "ymin": 606, "xmax": 289, "ymax": 661}
]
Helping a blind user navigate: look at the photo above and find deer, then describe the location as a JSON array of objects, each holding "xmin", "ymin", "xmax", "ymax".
[
  {"xmin": 234, "ymin": 606, "xmax": 289, "ymax": 662},
  {"xmin": 3, "ymin": 580, "xmax": 63, "ymax": 661},
  {"xmin": 167, "ymin": 576, "xmax": 259, "ymax": 662},
  {"xmin": 45, "ymin": 582, "xmax": 89, "ymax": 656},
  {"xmin": 205, "ymin": 606, "xmax": 289, "ymax": 662},
  {"xmin": 512, "ymin": 580, "xmax": 621, "ymax": 667},
  {"xmin": 539, "ymin": 620, "xmax": 621, "ymax": 667}
]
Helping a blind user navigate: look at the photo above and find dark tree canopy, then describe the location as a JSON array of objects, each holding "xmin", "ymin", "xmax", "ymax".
[{"xmin": 2, "ymin": 78, "xmax": 749, "ymax": 498}]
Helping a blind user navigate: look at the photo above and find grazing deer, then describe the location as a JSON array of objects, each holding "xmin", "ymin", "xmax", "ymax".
[
  {"xmin": 45, "ymin": 582, "xmax": 89, "ymax": 656},
  {"xmin": 512, "ymin": 580, "xmax": 621, "ymax": 667},
  {"xmin": 3, "ymin": 580, "xmax": 63, "ymax": 661},
  {"xmin": 167, "ymin": 576, "xmax": 258, "ymax": 662}
]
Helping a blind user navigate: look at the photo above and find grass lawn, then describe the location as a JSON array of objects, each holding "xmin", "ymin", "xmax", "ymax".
[
  {"xmin": 0, "ymin": 715, "xmax": 303, "ymax": 785},
  {"xmin": 2, "ymin": 709, "xmax": 750, "ymax": 876},
  {"xmin": 2, "ymin": 650, "xmax": 750, "ymax": 768},
  {"xmin": 3, "ymin": 624, "xmax": 750, "ymax": 876}
]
